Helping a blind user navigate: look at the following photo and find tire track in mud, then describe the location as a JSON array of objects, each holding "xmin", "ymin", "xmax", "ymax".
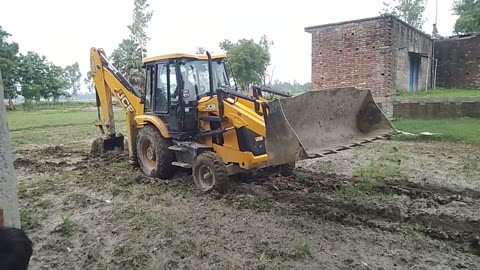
[
  {"xmin": 14, "ymin": 146, "xmax": 89, "ymax": 173},
  {"xmin": 229, "ymin": 169, "xmax": 480, "ymax": 256}
]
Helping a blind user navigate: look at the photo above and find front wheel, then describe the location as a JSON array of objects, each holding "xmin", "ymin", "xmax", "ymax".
[
  {"xmin": 192, "ymin": 151, "xmax": 229, "ymax": 193},
  {"xmin": 136, "ymin": 125, "xmax": 175, "ymax": 179}
]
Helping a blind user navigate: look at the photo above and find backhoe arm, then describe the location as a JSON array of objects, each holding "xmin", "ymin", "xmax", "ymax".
[{"xmin": 89, "ymin": 47, "xmax": 144, "ymax": 159}]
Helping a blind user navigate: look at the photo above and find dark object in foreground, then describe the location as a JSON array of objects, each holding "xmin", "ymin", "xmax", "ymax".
[{"xmin": 0, "ymin": 226, "xmax": 33, "ymax": 270}]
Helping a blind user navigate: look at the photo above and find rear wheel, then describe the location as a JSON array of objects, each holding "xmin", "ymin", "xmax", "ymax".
[
  {"xmin": 192, "ymin": 151, "xmax": 229, "ymax": 193},
  {"xmin": 136, "ymin": 125, "xmax": 175, "ymax": 179}
]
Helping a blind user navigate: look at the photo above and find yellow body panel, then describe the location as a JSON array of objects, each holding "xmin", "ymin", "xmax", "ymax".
[
  {"xmin": 143, "ymin": 53, "xmax": 226, "ymax": 63},
  {"xmin": 197, "ymin": 96, "xmax": 268, "ymax": 169},
  {"xmin": 134, "ymin": 115, "xmax": 170, "ymax": 138},
  {"xmin": 213, "ymin": 145, "xmax": 268, "ymax": 168}
]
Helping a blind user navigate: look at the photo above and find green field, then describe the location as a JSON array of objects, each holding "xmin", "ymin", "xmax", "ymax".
[
  {"xmin": 392, "ymin": 118, "xmax": 480, "ymax": 144},
  {"xmin": 396, "ymin": 88, "xmax": 480, "ymax": 98},
  {"xmin": 7, "ymin": 107, "xmax": 126, "ymax": 148}
]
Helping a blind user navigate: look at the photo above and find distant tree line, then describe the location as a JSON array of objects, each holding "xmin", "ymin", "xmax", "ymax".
[
  {"xmin": 271, "ymin": 80, "xmax": 311, "ymax": 95},
  {"xmin": 0, "ymin": 26, "xmax": 82, "ymax": 110},
  {"xmin": 381, "ymin": 0, "xmax": 480, "ymax": 34}
]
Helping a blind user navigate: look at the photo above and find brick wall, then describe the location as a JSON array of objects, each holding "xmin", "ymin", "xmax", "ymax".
[
  {"xmin": 307, "ymin": 16, "xmax": 434, "ymax": 97},
  {"xmin": 391, "ymin": 21, "xmax": 433, "ymax": 92},
  {"xmin": 435, "ymin": 34, "xmax": 480, "ymax": 89},
  {"xmin": 392, "ymin": 97, "xmax": 480, "ymax": 119},
  {"xmin": 307, "ymin": 17, "xmax": 393, "ymax": 97}
]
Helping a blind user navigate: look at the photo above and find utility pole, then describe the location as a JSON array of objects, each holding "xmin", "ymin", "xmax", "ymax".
[{"xmin": 0, "ymin": 69, "xmax": 21, "ymax": 228}]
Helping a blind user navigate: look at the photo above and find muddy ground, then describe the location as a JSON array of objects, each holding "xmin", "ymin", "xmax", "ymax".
[{"xmin": 11, "ymin": 136, "xmax": 480, "ymax": 269}]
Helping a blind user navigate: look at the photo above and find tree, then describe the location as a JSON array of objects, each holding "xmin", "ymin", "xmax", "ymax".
[
  {"xmin": 452, "ymin": 0, "xmax": 480, "ymax": 34},
  {"xmin": 271, "ymin": 80, "xmax": 311, "ymax": 95},
  {"xmin": 111, "ymin": 38, "xmax": 145, "ymax": 90},
  {"xmin": 128, "ymin": 0, "xmax": 153, "ymax": 56},
  {"xmin": 0, "ymin": 26, "xmax": 19, "ymax": 110},
  {"xmin": 111, "ymin": 0, "xmax": 153, "ymax": 91},
  {"xmin": 46, "ymin": 64, "xmax": 68, "ymax": 102},
  {"xmin": 219, "ymin": 35, "xmax": 273, "ymax": 90},
  {"xmin": 83, "ymin": 71, "xmax": 95, "ymax": 93},
  {"xmin": 64, "ymin": 62, "xmax": 82, "ymax": 96},
  {"xmin": 0, "ymin": 69, "xmax": 21, "ymax": 228},
  {"xmin": 16, "ymin": 51, "xmax": 48, "ymax": 108},
  {"xmin": 382, "ymin": 0, "xmax": 427, "ymax": 29}
]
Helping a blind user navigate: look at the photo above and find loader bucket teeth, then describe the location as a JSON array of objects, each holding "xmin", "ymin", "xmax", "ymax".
[
  {"xmin": 265, "ymin": 88, "xmax": 395, "ymax": 166},
  {"xmin": 90, "ymin": 135, "xmax": 125, "ymax": 156}
]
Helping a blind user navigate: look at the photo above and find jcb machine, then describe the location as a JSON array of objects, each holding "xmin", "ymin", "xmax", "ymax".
[{"xmin": 90, "ymin": 47, "xmax": 394, "ymax": 192}]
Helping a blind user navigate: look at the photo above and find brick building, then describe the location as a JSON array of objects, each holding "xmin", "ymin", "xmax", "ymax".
[
  {"xmin": 305, "ymin": 15, "xmax": 434, "ymax": 98},
  {"xmin": 434, "ymin": 34, "xmax": 480, "ymax": 89}
]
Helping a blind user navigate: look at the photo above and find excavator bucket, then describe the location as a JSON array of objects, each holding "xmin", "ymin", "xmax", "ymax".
[
  {"xmin": 90, "ymin": 135, "xmax": 125, "ymax": 156},
  {"xmin": 265, "ymin": 87, "xmax": 395, "ymax": 166}
]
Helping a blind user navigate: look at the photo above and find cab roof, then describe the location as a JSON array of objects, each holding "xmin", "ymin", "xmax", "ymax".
[{"xmin": 142, "ymin": 53, "xmax": 226, "ymax": 63}]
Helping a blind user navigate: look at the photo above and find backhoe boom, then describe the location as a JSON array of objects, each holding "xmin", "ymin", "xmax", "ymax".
[{"xmin": 89, "ymin": 47, "xmax": 144, "ymax": 161}]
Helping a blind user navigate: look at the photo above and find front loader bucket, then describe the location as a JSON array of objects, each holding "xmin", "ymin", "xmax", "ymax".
[
  {"xmin": 90, "ymin": 134, "xmax": 125, "ymax": 156},
  {"xmin": 265, "ymin": 88, "xmax": 394, "ymax": 166}
]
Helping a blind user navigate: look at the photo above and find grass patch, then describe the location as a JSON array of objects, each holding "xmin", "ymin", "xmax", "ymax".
[
  {"xmin": 38, "ymin": 199, "xmax": 53, "ymax": 209},
  {"xmin": 9, "ymin": 121, "xmax": 126, "ymax": 150},
  {"xmin": 396, "ymin": 88, "xmax": 480, "ymax": 98},
  {"xmin": 393, "ymin": 118, "xmax": 480, "ymax": 144},
  {"xmin": 294, "ymin": 171, "xmax": 310, "ymax": 183},
  {"xmin": 8, "ymin": 111, "xmax": 126, "ymax": 149},
  {"xmin": 461, "ymin": 156, "xmax": 479, "ymax": 175},
  {"xmin": 20, "ymin": 208, "xmax": 41, "ymax": 231},
  {"xmin": 6, "ymin": 108, "xmax": 125, "ymax": 131},
  {"xmin": 293, "ymin": 239, "xmax": 312, "ymax": 259},
  {"xmin": 354, "ymin": 145, "xmax": 406, "ymax": 180},
  {"xmin": 60, "ymin": 215, "xmax": 74, "ymax": 236}
]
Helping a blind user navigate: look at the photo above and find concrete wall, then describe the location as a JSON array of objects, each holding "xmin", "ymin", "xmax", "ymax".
[
  {"xmin": 306, "ymin": 17, "xmax": 393, "ymax": 97},
  {"xmin": 435, "ymin": 34, "xmax": 480, "ymax": 89},
  {"xmin": 391, "ymin": 19, "xmax": 433, "ymax": 92},
  {"xmin": 375, "ymin": 97, "xmax": 480, "ymax": 119}
]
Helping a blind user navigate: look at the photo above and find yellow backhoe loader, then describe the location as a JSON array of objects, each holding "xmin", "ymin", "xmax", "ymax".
[{"xmin": 89, "ymin": 47, "xmax": 394, "ymax": 192}]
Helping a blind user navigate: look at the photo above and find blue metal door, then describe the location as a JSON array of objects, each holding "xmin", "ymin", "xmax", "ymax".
[{"xmin": 409, "ymin": 53, "xmax": 421, "ymax": 92}]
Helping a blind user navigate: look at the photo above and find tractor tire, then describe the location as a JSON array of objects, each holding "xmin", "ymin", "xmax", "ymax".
[
  {"xmin": 192, "ymin": 151, "xmax": 229, "ymax": 193},
  {"xmin": 136, "ymin": 125, "xmax": 175, "ymax": 179}
]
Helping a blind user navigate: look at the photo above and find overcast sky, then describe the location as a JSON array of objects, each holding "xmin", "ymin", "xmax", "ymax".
[{"xmin": 0, "ymin": 0, "xmax": 458, "ymax": 92}]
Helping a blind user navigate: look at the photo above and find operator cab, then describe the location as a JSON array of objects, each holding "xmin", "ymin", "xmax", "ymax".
[{"xmin": 142, "ymin": 53, "xmax": 230, "ymax": 140}]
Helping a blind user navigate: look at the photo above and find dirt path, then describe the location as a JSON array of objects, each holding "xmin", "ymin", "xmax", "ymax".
[{"xmin": 13, "ymin": 141, "xmax": 480, "ymax": 269}]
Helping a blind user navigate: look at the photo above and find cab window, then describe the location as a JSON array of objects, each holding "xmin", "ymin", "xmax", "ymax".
[
  {"xmin": 168, "ymin": 64, "xmax": 179, "ymax": 105},
  {"xmin": 144, "ymin": 65, "xmax": 153, "ymax": 112},
  {"xmin": 155, "ymin": 63, "xmax": 168, "ymax": 113}
]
